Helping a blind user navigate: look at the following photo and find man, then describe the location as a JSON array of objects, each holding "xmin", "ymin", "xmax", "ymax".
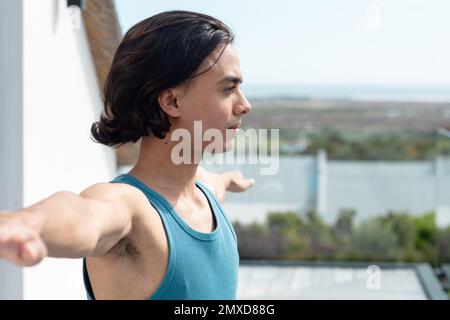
[{"xmin": 0, "ymin": 10, "xmax": 254, "ymax": 299}]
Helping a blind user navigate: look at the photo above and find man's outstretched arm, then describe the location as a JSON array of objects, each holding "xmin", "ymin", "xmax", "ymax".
[
  {"xmin": 0, "ymin": 183, "xmax": 144, "ymax": 267},
  {"xmin": 196, "ymin": 166, "xmax": 255, "ymax": 203}
]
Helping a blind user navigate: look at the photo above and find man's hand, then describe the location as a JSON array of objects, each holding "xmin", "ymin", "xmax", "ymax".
[
  {"xmin": 196, "ymin": 167, "xmax": 255, "ymax": 203},
  {"xmin": 0, "ymin": 211, "xmax": 48, "ymax": 267},
  {"xmin": 223, "ymin": 170, "xmax": 255, "ymax": 193}
]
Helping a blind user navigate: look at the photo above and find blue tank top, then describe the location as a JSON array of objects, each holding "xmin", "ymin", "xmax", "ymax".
[{"xmin": 82, "ymin": 173, "xmax": 239, "ymax": 300}]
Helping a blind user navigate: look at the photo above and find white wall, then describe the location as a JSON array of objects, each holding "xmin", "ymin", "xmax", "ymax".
[{"xmin": 1, "ymin": 0, "xmax": 117, "ymax": 299}]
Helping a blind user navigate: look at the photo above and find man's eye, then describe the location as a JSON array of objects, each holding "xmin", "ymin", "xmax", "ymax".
[{"xmin": 225, "ymin": 86, "xmax": 236, "ymax": 93}]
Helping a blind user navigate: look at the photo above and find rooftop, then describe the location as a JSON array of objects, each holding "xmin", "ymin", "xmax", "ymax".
[{"xmin": 237, "ymin": 260, "xmax": 448, "ymax": 300}]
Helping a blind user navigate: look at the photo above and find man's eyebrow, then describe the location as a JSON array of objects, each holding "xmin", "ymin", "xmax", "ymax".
[{"xmin": 217, "ymin": 75, "xmax": 243, "ymax": 85}]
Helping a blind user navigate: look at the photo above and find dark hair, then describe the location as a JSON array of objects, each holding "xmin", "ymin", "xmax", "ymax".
[{"xmin": 91, "ymin": 10, "xmax": 234, "ymax": 147}]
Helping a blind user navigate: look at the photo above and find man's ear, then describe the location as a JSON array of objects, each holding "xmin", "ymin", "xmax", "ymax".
[{"xmin": 158, "ymin": 88, "xmax": 181, "ymax": 118}]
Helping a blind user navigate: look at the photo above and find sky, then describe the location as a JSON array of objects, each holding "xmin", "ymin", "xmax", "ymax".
[{"xmin": 115, "ymin": 0, "xmax": 450, "ymax": 88}]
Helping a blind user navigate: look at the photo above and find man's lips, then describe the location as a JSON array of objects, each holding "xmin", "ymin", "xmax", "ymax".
[{"xmin": 227, "ymin": 122, "xmax": 241, "ymax": 130}]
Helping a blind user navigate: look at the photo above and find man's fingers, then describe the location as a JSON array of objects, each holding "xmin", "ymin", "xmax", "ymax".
[
  {"xmin": 0, "ymin": 242, "xmax": 24, "ymax": 266},
  {"xmin": 0, "ymin": 238, "xmax": 47, "ymax": 267},
  {"xmin": 227, "ymin": 172, "xmax": 256, "ymax": 192},
  {"xmin": 0, "ymin": 226, "xmax": 46, "ymax": 266},
  {"xmin": 0, "ymin": 228, "xmax": 33, "ymax": 257},
  {"xmin": 0, "ymin": 227, "xmax": 34, "ymax": 244},
  {"xmin": 19, "ymin": 239, "xmax": 47, "ymax": 266},
  {"xmin": 237, "ymin": 178, "xmax": 254, "ymax": 190}
]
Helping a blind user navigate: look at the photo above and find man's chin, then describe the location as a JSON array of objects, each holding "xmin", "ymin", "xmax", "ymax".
[
  {"xmin": 208, "ymin": 147, "xmax": 232, "ymax": 155},
  {"xmin": 207, "ymin": 141, "xmax": 234, "ymax": 154},
  {"xmin": 224, "ymin": 139, "xmax": 235, "ymax": 152}
]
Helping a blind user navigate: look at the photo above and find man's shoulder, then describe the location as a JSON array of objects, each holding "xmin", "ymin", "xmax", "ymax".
[
  {"xmin": 79, "ymin": 180, "xmax": 148, "ymax": 206},
  {"xmin": 79, "ymin": 180, "xmax": 156, "ymax": 231},
  {"xmin": 81, "ymin": 181, "xmax": 157, "ymax": 259}
]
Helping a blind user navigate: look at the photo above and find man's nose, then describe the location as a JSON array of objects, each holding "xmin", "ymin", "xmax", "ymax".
[{"xmin": 234, "ymin": 94, "xmax": 252, "ymax": 115}]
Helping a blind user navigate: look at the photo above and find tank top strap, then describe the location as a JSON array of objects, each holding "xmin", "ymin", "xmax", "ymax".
[
  {"xmin": 110, "ymin": 174, "xmax": 170, "ymax": 215},
  {"xmin": 194, "ymin": 180, "xmax": 238, "ymax": 244}
]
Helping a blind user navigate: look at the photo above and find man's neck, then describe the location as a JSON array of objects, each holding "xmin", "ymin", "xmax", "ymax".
[{"xmin": 127, "ymin": 136, "xmax": 199, "ymax": 202}]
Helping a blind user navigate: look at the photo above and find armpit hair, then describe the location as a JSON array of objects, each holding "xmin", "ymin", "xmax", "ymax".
[{"xmin": 106, "ymin": 236, "xmax": 139, "ymax": 259}]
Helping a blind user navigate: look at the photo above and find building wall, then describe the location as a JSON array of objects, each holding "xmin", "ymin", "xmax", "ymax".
[
  {"xmin": 1, "ymin": 0, "xmax": 116, "ymax": 299},
  {"xmin": 326, "ymin": 160, "xmax": 437, "ymax": 224},
  {"xmin": 202, "ymin": 155, "xmax": 449, "ymax": 226}
]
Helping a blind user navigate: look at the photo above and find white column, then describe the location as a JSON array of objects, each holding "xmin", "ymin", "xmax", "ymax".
[
  {"xmin": 436, "ymin": 156, "xmax": 450, "ymax": 227},
  {"xmin": 316, "ymin": 149, "xmax": 328, "ymax": 217},
  {"xmin": 1, "ymin": 0, "xmax": 116, "ymax": 299},
  {"xmin": 21, "ymin": 0, "xmax": 116, "ymax": 299},
  {"xmin": 0, "ymin": 0, "xmax": 24, "ymax": 299}
]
